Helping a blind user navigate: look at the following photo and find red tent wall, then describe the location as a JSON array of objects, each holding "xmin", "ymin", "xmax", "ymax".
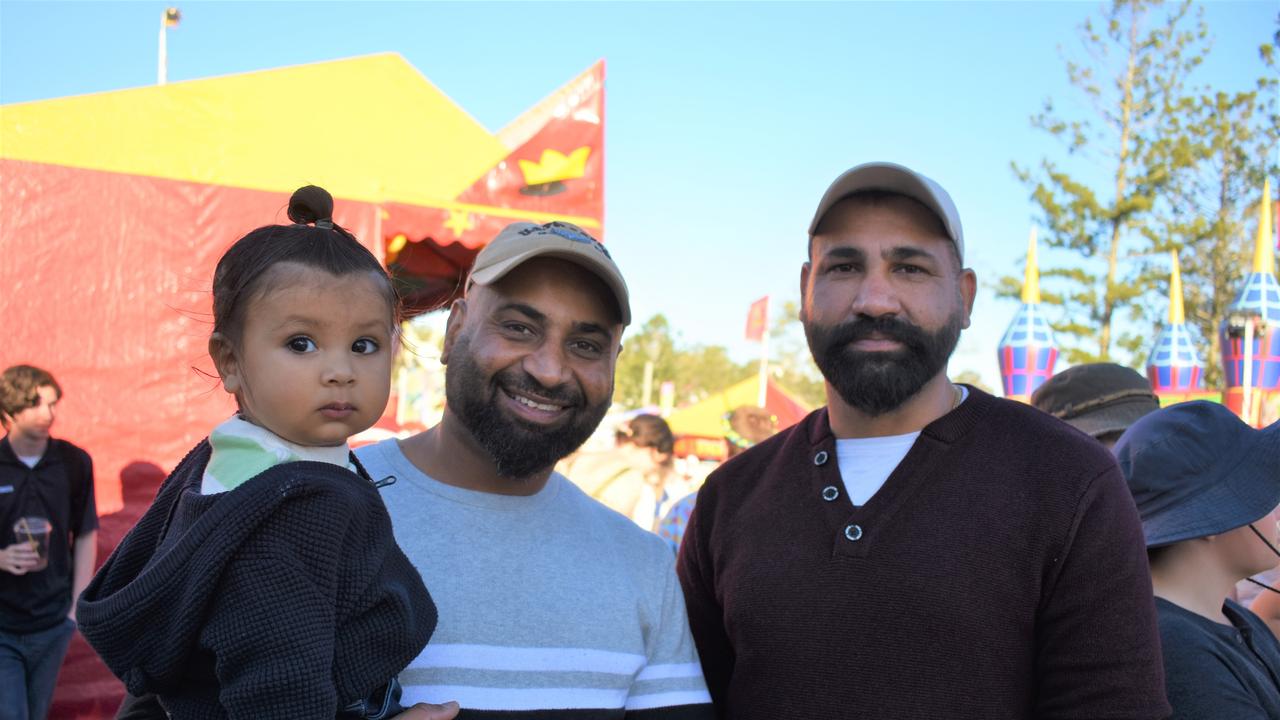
[
  {"xmin": 2, "ymin": 58, "xmax": 605, "ymax": 717},
  {"xmin": 1, "ymin": 158, "xmax": 385, "ymax": 716},
  {"xmin": 1, "ymin": 158, "xmax": 381, "ymax": 518}
]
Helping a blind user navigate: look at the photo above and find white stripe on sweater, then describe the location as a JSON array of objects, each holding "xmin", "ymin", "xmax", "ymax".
[
  {"xmin": 625, "ymin": 689, "xmax": 715, "ymax": 711},
  {"xmin": 634, "ymin": 662, "xmax": 704, "ymax": 682},
  {"xmin": 401, "ymin": 685, "xmax": 629, "ymax": 711},
  {"xmin": 412, "ymin": 643, "xmax": 646, "ymax": 676}
]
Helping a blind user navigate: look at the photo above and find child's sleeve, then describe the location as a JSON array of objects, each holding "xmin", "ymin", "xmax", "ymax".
[{"xmin": 200, "ymin": 488, "xmax": 348, "ymax": 719}]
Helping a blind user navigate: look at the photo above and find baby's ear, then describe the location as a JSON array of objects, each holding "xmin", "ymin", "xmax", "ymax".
[{"xmin": 208, "ymin": 333, "xmax": 241, "ymax": 394}]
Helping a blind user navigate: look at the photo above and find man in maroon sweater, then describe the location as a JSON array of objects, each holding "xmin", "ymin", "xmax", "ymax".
[{"xmin": 676, "ymin": 162, "xmax": 1169, "ymax": 719}]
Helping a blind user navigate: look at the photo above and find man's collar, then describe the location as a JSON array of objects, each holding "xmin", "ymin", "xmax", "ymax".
[
  {"xmin": 811, "ymin": 383, "xmax": 991, "ymax": 447},
  {"xmin": 0, "ymin": 435, "xmax": 41, "ymax": 465}
]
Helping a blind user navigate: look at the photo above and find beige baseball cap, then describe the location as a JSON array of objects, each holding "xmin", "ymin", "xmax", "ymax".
[
  {"xmin": 808, "ymin": 162, "xmax": 965, "ymax": 263},
  {"xmin": 467, "ymin": 221, "xmax": 631, "ymax": 326}
]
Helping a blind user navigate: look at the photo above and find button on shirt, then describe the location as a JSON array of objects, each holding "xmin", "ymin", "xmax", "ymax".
[
  {"xmin": 834, "ymin": 388, "xmax": 969, "ymax": 506},
  {"xmin": 835, "ymin": 432, "xmax": 921, "ymax": 506}
]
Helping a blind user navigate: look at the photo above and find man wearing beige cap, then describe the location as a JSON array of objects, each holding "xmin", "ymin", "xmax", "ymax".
[
  {"xmin": 677, "ymin": 163, "xmax": 1168, "ymax": 718},
  {"xmin": 357, "ymin": 222, "xmax": 714, "ymax": 719}
]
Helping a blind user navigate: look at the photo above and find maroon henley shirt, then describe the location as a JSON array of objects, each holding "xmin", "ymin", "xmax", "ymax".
[{"xmin": 678, "ymin": 386, "xmax": 1169, "ymax": 720}]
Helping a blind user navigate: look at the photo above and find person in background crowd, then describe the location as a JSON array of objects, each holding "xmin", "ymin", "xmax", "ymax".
[
  {"xmin": 562, "ymin": 413, "xmax": 680, "ymax": 530},
  {"xmin": 1029, "ymin": 363, "xmax": 1280, "ymax": 621},
  {"xmin": 1030, "ymin": 362, "xmax": 1161, "ymax": 450},
  {"xmin": 1117, "ymin": 401, "xmax": 1280, "ymax": 719},
  {"xmin": 678, "ymin": 161, "xmax": 1168, "ymax": 719},
  {"xmin": 657, "ymin": 406, "xmax": 777, "ymax": 553},
  {"xmin": 0, "ymin": 364, "xmax": 97, "ymax": 720}
]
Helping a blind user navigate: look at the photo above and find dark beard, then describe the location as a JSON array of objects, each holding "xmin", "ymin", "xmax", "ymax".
[
  {"xmin": 445, "ymin": 334, "xmax": 610, "ymax": 479},
  {"xmin": 805, "ymin": 312, "xmax": 962, "ymax": 417}
]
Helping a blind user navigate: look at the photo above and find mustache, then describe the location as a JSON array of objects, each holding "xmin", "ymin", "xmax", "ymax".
[
  {"xmin": 825, "ymin": 315, "xmax": 930, "ymax": 351},
  {"xmin": 497, "ymin": 369, "xmax": 585, "ymax": 407}
]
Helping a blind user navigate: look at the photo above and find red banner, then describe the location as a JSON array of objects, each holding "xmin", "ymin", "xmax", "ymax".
[
  {"xmin": 457, "ymin": 62, "xmax": 605, "ymax": 235},
  {"xmin": 745, "ymin": 296, "xmax": 769, "ymax": 342}
]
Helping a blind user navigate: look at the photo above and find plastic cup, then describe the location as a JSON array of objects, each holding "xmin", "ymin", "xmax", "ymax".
[{"xmin": 13, "ymin": 517, "xmax": 51, "ymax": 572}]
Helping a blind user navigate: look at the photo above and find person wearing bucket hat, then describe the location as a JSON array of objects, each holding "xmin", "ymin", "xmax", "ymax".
[
  {"xmin": 1031, "ymin": 362, "xmax": 1161, "ymax": 449},
  {"xmin": 1116, "ymin": 401, "xmax": 1280, "ymax": 719}
]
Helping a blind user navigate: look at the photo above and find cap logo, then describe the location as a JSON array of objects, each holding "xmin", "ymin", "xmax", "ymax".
[{"xmin": 520, "ymin": 221, "xmax": 612, "ymax": 260}]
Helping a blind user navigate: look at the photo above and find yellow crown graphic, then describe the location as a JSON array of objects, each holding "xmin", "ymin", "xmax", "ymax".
[{"xmin": 519, "ymin": 147, "xmax": 592, "ymax": 187}]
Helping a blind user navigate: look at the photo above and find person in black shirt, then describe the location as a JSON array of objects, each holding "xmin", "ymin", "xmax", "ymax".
[
  {"xmin": 0, "ymin": 364, "xmax": 97, "ymax": 720},
  {"xmin": 1117, "ymin": 401, "xmax": 1280, "ymax": 719}
]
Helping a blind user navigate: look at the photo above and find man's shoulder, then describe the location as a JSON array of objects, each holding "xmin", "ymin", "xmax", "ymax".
[
  {"xmin": 966, "ymin": 391, "xmax": 1117, "ymax": 471},
  {"xmin": 701, "ymin": 408, "xmax": 823, "ymax": 490},
  {"xmin": 553, "ymin": 474, "xmax": 655, "ymax": 534},
  {"xmin": 353, "ymin": 438, "xmax": 415, "ymax": 479},
  {"xmin": 50, "ymin": 438, "xmax": 93, "ymax": 467},
  {"xmin": 552, "ymin": 474, "xmax": 675, "ymax": 565},
  {"xmin": 50, "ymin": 436, "xmax": 89, "ymax": 453},
  {"xmin": 353, "ymin": 437, "xmax": 396, "ymax": 462}
]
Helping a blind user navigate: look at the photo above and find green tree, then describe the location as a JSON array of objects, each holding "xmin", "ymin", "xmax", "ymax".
[
  {"xmin": 609, "ymin": 312, "xmax": 788, "ymax": 409},
  {"xmin": 674, "ymin": 345, "xmax": 754, "ymax": 405},
  {"xmin": 613, "ymin": 314, "xmax": 755, "ymax": 409},
  {"xmin": 766, "ymin": 299, "xmax": 827, "ymax": 408},
  {"xmin": 614, "ymin": 314, "xmax": 679, "ymax": 408},
  {"xmin": 1006, "ymin": 0, "xmax": 1209, "ymax": 365},
  {"xmin": 613, "ymin": 308, "xmax": 824, "ymax": 412},
  {"xmin": 1145, "ymin": 25, "xmax": 1278, "ymax": 388}
]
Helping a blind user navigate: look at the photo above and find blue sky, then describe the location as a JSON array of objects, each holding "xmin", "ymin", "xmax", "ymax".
[{"xmin": 2, "ymin": 1, "xmax": 1274, "ymax": 390}]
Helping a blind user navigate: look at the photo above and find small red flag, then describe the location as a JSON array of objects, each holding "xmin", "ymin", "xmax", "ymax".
[{"xmin": 745, "ymin": 296, "xmax": 769, "ymax": 342}]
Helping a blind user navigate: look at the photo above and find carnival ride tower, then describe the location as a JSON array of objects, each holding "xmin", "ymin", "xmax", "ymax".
[
  {"xmin": 999, "ymin": 229, "xmax": 1059, "ymax": 402},
  {"xmin": 1219, "ymin": 179, "xmax": 1280, "ymax": 426},
  {"xmin": 1147, "ymin": 250, "xmax": 1205, "ymax": 398}
]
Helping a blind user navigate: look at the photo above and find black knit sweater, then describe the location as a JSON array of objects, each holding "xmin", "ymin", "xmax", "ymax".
[
  {"xmin": 678, "ymin": 387, "xmax": 1170, "ymax": 719},
  {"xmin": 77, "ymin": 440, "xmax": 436, "ymax": 719}
]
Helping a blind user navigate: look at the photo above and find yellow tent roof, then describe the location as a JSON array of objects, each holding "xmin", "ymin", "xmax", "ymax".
[
  {"xmin": 666, "ymin": 375, "xmax": 812, "ymax": 437},
  {"xmin": 0, "ymin": 53, "xmax": 509, "ymax": 206}
]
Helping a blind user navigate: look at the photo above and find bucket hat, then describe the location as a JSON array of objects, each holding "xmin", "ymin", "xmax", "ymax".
[{"xmin": 1115, "ymin": 401, "xmax": 1280, "ymax": 548}]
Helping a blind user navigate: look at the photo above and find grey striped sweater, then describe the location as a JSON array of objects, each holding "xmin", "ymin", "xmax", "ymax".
[{"xmin": 356, "ymin": 439, "xmax": 713, "ymax": 720}]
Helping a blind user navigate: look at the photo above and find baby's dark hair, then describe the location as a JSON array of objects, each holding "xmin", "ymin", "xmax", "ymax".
[{"xmin": 212, "ymin": 185, "xmax": 399, "ymax": 344}]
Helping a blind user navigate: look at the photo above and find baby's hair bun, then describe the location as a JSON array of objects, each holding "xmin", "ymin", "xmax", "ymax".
[{"xmin": 287, "ymin": 185, "xmax": 335, "ymax": 225}]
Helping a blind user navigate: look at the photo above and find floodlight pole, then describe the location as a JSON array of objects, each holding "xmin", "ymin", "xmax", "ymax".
[
  {"xmin": 158, "ymin": 8, "xmax": 180, "ymax": 85},
  {"xmin": 158, "ymin": 15, "xmax": 168, "ymax": 85}
]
